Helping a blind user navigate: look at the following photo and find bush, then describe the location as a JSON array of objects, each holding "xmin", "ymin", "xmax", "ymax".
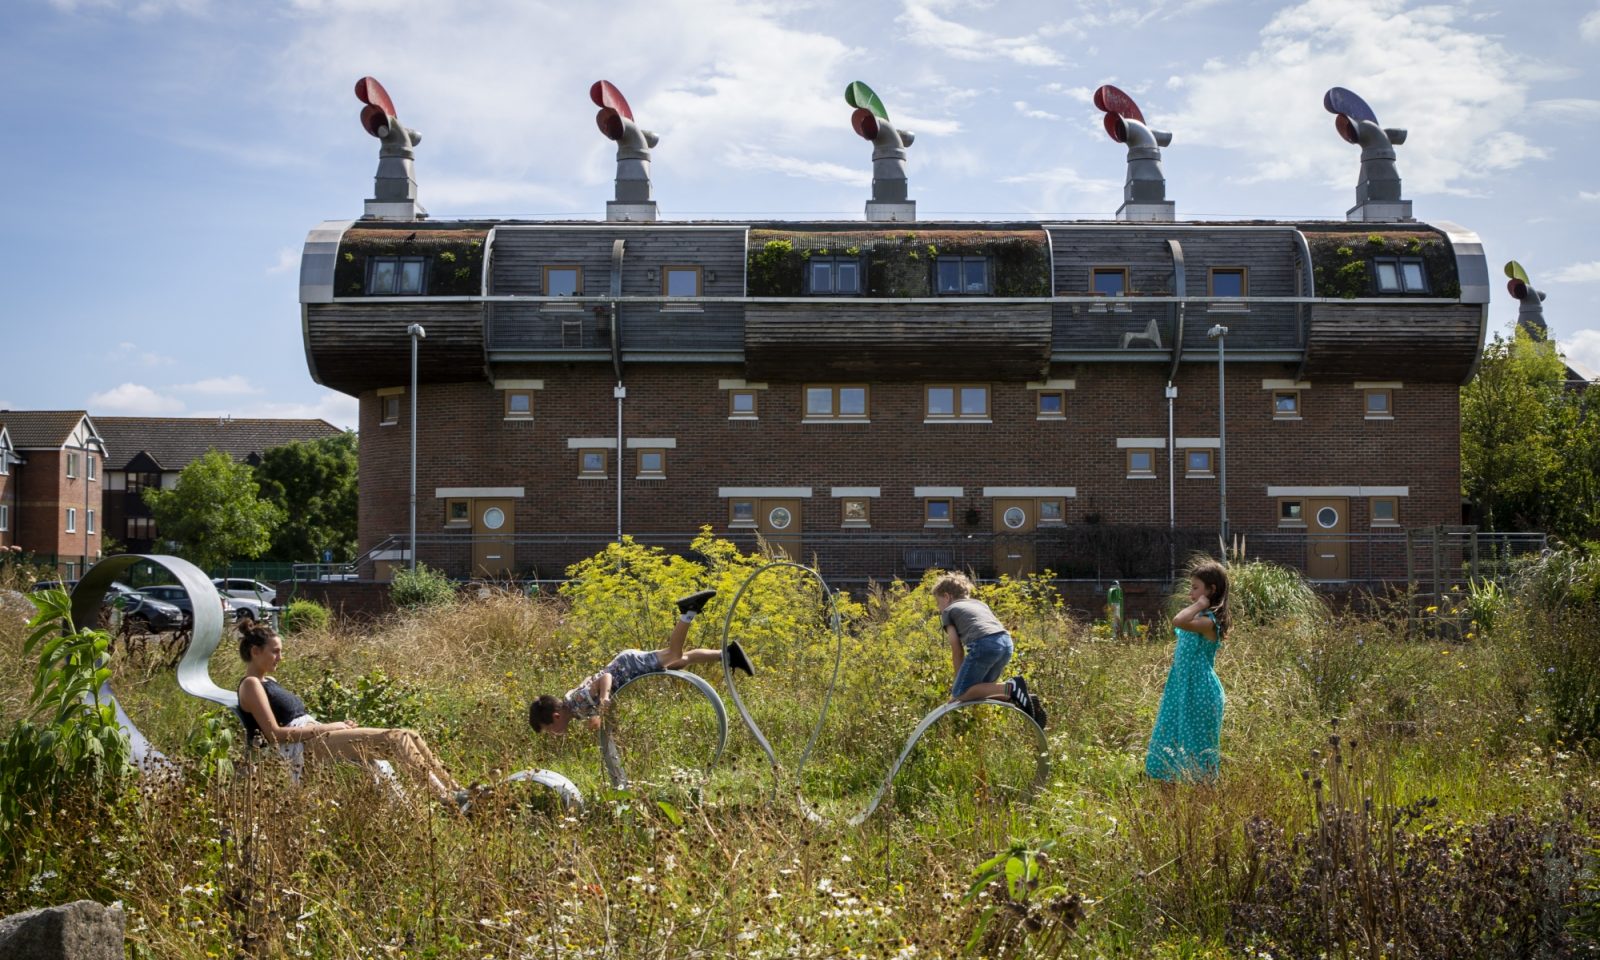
[
  {"xmin": 390, "ymin": 564, "xmax": 458, "ymax": 611},
  {"xmin": 279, "ymin": 599, "xmax": 330, "ymax": 635},
  {"xmin": 302, "ymin": 669, "xmax": 424, "ymax": 731},
  {"xmin": 1168, "ymin": 553, "xmax": 1324, "ymax": 627}
]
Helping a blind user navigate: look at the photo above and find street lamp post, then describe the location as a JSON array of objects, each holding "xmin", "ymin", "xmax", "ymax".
[
  {"xmin": 1207, "ymin": 324, "xmax": 1229, "ymax": 548},
  {"xmin": 407, "ymin": 324, "xmax": 426, "ymax": 572}
]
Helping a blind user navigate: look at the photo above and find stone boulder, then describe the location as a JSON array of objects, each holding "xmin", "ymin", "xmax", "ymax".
[{"xmin": 0, "ymin": 900, "xmax": 125, "ymax": 959}]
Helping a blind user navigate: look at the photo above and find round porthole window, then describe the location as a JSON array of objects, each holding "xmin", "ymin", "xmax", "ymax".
[
  {"xmin": 1003, "ymin": 506, "xmax": 1027, "ymax": 529},
  {"xmin": 767, "ymin": 507, "xmax": 793, "ymax": 530},
  {"xmin": 1316, "ymin": 506, "xmax": 1339, "ymax": 529},
  {"xmin": 482, "ymin": 507, "xmax": 506, "ymax": 530}
]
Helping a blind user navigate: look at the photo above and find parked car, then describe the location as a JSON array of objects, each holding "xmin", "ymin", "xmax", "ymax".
[
  {"xmin": 141, "ymin": 584, "xmax": 241, "ymax": 624},
  {"xmin": 213, "ymin": 578, "xmax": 277, "ymax": 606},
  {"xmin": 30, "ymin": 579, "xmax": 186, "ymax": 633}
]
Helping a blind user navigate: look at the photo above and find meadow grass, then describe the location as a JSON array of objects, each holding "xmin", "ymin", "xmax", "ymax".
[{"xmin": 0, "ymin": 544, "xmax": 1595, "ymax": 958}]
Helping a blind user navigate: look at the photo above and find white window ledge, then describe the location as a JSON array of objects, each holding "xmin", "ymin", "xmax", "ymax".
[
  {"xmin": 1186, "ymin": 473, "xmax": 1216, "ymax": 480},
  {"xmin": 1370, "ymin": 522, "xmax": 1401, "ymax": 529},
  {"xmin": 923, "ymin": 419, "xmax": 993, "ymax": 425},
  {"xmin": 729, "ymin": 521, "xmax": 758, "ymax": 530},
  {"xmin": 578, "ymin": 475, "xmax": 609, "ymax": 481},
  {"xmin": 728, "ymin": 415, "xmax": 759, "ymax": 421},
  {"xmin": 661, "ymin": 304, "xmax": 704, "ymax": 313},
  {"xmin": 1036, "ymin": 416, "xmax": 1067, "ymax": 422},
  {"xmin": 802, "ymin": 419, "xmax": 871, "ymax": 425},
  {"xmin": 1273, "ymin": 416, "xmax": 1304, "ymax": 422},
  {"xmin": 1279, "ymin": 522, "xmax": 1308, "ymax": 530},
  {"xmin": 1364, "ymin": 415, "xmax": 1395, "ymax": 421},
  {"xmin": 636, "ymin": 476, "xmax": 667, "ymax": 481},
  {"xmin": 924, "ymin": 521, "xmax": 954, "ymax": 529},
  {"xmin": 503, "ymin": 417, "xmax": 534, "ymax": 422},
  {"xmin": 841, "ymin": 521, "xmax": 871, "ymax": 530},
  {"xmin": 1126, "ymin": 474, "xmax": 1159, "ymax": 480}
]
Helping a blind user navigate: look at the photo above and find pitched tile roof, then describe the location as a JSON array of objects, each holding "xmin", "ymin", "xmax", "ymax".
[
  {"xmin": 93, "ymin": 417, "xmax": 342, "ymax": 471},
  {"xmin": 0, "ymin": 410, "xmax": 89, "ymax": 449}
]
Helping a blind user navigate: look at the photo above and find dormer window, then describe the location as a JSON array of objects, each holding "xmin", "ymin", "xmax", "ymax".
[
  {"xmin": 1209, "ymin": 267, "xmax": 1246, "ymax": 299},
  {"xmin": 936, "ymin": 257, "xmax": 990, "ymax": 295},
  {"xmin": 543, "ymin": 265, "xmax": 582, "ymax": 298},
  {"xmin": 1373, "ymin": 257, "xmax": 1428, "ymax": 294},
  {"xmin": 1091, "ymin": 267, "xmax": 1128, "ymax": 296},
  {"xmin": 662, "ymin": 265, "xmax": 702, "ymax": 298},
  {"xmin": 367, "ymin": 256, "xmax": 428, "ymax": 295},
  {"xmin": 808, "ymin": 258, "xmax": 861, "ymax": 295}
]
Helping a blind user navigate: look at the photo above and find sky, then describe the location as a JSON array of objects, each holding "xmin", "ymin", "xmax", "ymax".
[{"xmin": 2, "ymin": 0, "xmax": 1598, "ymax": 430}]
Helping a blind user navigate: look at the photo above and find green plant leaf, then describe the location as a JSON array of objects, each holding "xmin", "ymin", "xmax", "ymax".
[{"xmin": 844, "ymin": 81, "xmax": 888, "ymax": 120}]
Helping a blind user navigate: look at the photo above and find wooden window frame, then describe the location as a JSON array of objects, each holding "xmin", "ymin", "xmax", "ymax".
[
  {"xmin": 366, "ymin": 255, "xmax": 429, "ymax": 296},
  {"xmin": 578, "ymin": 448, "xmax": 609, "ymax": 479},
  {"xmin": 1090, "ymin": 266, "xmax": 1130, "ymax": 297},
  {"xmin": 925, "ymin": 384, "xmax": 991, "ymax": 421},
  {"xmin": 380, "ymin": 393, "xmax": 401, "ymax": 426},
  {"xmin": 504, "ymin": 390, "xmax": 535, "ymax": 419},
  {"xmin": 729, "ymin": 498, "xmax": 757, "ymax": 528},
  {"xmin": 1364, "ymin": 388, "xmax": 1393, "ymax": 419},
  {"xmin": 1184, "ymin": 448, "xmax": 1215, "ymax": 478},
  {"xmin": 542, "ymin": 264, "xmax": 583, "ymax": 298},
  {"xmin": 934, "ymin": 256, "xmax": 992, "ymax": 296},
  {"xmin": 1272, "ymin": 390, "xmax": 1301, "ymax": 419},
  {"xmin": 1126, "ymin": 448, "xmax": 1157, "ymax": 478},
  {"xmin": 1279, "ymin": 498, "xmax": 1306, "ymax": 527},
  {"xmin": 804, "ymin": 384, "xmax": 870, "ymax": 421},
  {"xmin": 1373, "ymin": 257, "xmax": 1429, "ymax": 294},
  {"xmin": 636, "ymin": 448, "xmax": 667, "ymax": 479},
  {"xmin": 444, "ymin": 498, "xmax": 471, "ymax": 527},
  {"xmin": 1208, "ymin": 266, "xmax": 1248, "ymax": 298},
  {"xmin": 924, "ymin": 497, "xmax": 954, "ymax": 526},
  {"xmin": 806, "ymin": 256, "xmax": 864, "ymax": 296},
  {"xmin": 661, "ymin": 264, "xmax": 703, "ymax": 298},
  {"xmin": 1036, "ymin": 389, "xmax": 1066, "ymax": 419},
  {"xmin": 728, "ymin": 389, "xmax": 759, "ymax": 418},
  {"xmin": 1369, "ymin": 496, "xmax": 1400, "ymax": 527},
  {"xmin": 840, "ymin": 497, "xmax": 871, "ymax": 527},
  {"xmin": 65, "ymin": 453, "xmax": 79, "ymax": 479},
  {"xmin": 1037, "ymin": 497, "xmax": 1066, "ymax": 524}
]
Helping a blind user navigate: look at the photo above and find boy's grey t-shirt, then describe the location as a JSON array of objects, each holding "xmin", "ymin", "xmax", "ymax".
[{"xmin": 941, "ymin": 599, "xmax": 1007, "ymax": 646}]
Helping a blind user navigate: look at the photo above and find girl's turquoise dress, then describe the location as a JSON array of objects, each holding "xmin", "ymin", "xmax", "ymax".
[{"xmin": 1145, "ymin": 610, "xmax": 1224, "ymax": 782}]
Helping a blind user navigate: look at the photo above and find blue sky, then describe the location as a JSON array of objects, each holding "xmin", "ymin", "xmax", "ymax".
[{"xmin": 3, "ymin": 0, "xmax": 1598, "ymax": 430}]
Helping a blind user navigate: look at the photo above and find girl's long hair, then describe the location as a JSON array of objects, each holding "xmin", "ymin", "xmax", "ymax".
[{"xmin": 1191, "ymin": 559, "xmax": 1231, "ymax": 639}]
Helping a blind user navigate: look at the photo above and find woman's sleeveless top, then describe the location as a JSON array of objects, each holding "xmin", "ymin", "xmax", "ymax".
[{"xmin": 239, "ymin": 677, "xmax": 309, "ymax": 741}]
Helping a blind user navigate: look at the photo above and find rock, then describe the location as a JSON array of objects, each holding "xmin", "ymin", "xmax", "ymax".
[{"xmin": 0, "ymin": 900, "xmax": 125, "ymax": 959}]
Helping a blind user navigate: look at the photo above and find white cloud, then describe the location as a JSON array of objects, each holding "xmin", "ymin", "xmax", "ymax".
[
  {"xmin": 1583, "ymin": 7, "xmax": 1600, "ymax": 42},
  {"xmin": 266, "ymin": 248, "xmax": 298, "ymax": 275},
  {"xmin": 48, "ymin": 0, "xmax": 210, "ymax": 15},
  {"xmin": 110, "ymin": 341, "xmax": 175, "ymax": 368},
  {"xmin": 0, "ymin": 401, "xmax": 13, "ymax": 411},
  {"xmin": 89, "ymin": 383, "xmax": 186, "ymax": 416},
  {"xmin": 1581, "ymin": 191, "xmax": 1600, "ymax": 201},
  {"xmin": 1038, "ymin": 83, "xmax": 1095, "ymax": 104},
  {"xmin": 191, "ymin": 392, "xmax": 359, "ymax": 431},
  {"xmin": 1528, "ymin": 98, "xmax": 1600, "ymax": 122},
  {"xmin": 173, "ymin": 375, "xmax": 263, "ymax": 396},
  {"xmin": 1000, "ymin": 166, "xmax": 1121, "ymax": 214},
  {"xmin": 1013, "ymin": 101, "xmax": 1062, "ymax": 121},
  {"xmin": 897, "ymin": 1, "xmax": 1065, "ymax": 66},
  {"xmin": 1168, "ymin": 0, "xmax": 1545, "ymax": 196},
  {"xmin": 1548, "ymin": 261, "xmax": 1600, "ymax": 283},
  {"xmin": 1561, "ymin": 330, "xmax": 1600, "ymax": 379},
  {"xmin": 723, "ymin": 146, "xmax": 869, "ymax": 187}
]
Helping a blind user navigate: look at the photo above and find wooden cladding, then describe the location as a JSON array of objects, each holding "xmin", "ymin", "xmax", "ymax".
[{"xmin": 1301, "ymin": 303, "xmax": 1481, "ymax": 383}]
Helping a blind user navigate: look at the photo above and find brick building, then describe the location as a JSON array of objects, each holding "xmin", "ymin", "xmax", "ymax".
[{"xmin": 0, "ymin": 411, "xmax": 106, "ymax": 576}]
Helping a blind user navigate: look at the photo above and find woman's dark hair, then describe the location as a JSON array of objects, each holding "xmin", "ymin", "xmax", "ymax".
[
  {"xmin": 238, "ymin": 620, "xmax": 276, "ymax": 662},
  {"xmin": 528, "ymin": 695, "xmax": 560, "ymax": 732},
  {"xmin": 1191, "ymin": 559, "xmax": 1231, "ymax": 638}
]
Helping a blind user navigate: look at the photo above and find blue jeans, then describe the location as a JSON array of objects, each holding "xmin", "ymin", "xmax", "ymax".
[{"xmin": 951, "ymin": 631, "xmax": 1013, "ymax": 698}]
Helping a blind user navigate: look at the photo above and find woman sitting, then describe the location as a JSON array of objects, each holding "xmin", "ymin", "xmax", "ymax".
[{"xmin": 235, "ymin": 620, "xmax": 471, "ymax": 813}]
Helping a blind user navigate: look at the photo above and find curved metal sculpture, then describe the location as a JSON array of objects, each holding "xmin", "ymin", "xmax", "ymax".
[
  {"xmin": 1094, "ymin": 84, "xmax": 1173, "ymax": 221},
  {"xmin": 847, "ymin": 81, "xmax": 916, "ymax": 222},
  {"xmin": 598, "ymin": 669, "xmax": 729, "ymax": 790},
  {"xmin": 356, "ymin": 77, "xmax": 425, "ymax": 220},
  {"xmin": 1506, "ymin": 260, "xmax": 1549, "ymax": 340},
  {"xmin": 592, "ymin": 80, "xmax": 659, "ymax": 222},
  {"xmin": 1324, "ymin": 87, "xmax": 1410, "ymax": 221},
  {"xmin": 719, "ymin": 561, "xmax": 1048, "ymax": 825}
]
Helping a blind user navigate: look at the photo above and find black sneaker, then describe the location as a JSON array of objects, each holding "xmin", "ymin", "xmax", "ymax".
[
  {"xmin": 724, "ymin": 640, "xmax": 755, "ymax": 677},
  {"xmin": 1009, "ymin": 675, "xmax": 1032, "ymax": 712},
  {"xmin": 676, "ymin": 589, "xmax": 718, "ymax": 615}
]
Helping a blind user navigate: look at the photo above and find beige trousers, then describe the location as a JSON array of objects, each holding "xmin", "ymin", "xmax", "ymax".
[{"xmin": 304, "ymin": 727, "xmax": 462, "ymax": 802}]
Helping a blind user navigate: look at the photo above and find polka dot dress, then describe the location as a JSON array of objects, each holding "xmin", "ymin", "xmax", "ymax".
[{"xmin": 1145, "ymin": 611, "xmax": 1225, "ymax": 783}]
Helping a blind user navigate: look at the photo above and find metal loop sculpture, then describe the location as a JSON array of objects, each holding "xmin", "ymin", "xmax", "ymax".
[
  {"xmin": 846, "ymin": 81, "xmax": 915, "ymax": 205},
  {"xmin": 719, "ymin": 561, "xmax": 1048, "ymax": 826},
  {"xmin": 592, "ymin": 80, "xmax": 658, "ymax": 205},
  {"xmin": 1324, "ymin": 87, "xmax": 1407, "ymax": 206},
  {"xmin": 599, "ymin": 669, "xmax": 728, "ymax": 790},
  {"xmin": 1093, "ymin": 84, "xmax": 1172, "ymax": 207},
  {"xmin": 355, "ymin": 76, "xmax": 424, "ymax": 216}
]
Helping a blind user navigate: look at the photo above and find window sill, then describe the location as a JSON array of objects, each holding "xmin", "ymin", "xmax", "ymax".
[
  {"xmin": 1207, "ymin": 304, "xmax": 1249, "ymax": 314},
  {"xmin": 443, "ymin": 521, "xmax": 471, "ymax": 529},
  {"xmin": 802, "ymin": 419, "xmax": 871, "ymax": 425},
  {"xmin": 924, "ymin": 521, "xmax": 954, "ymax": 529},
  {"xmin": 841, "ymin": 520, "xmax": 871, "ymax": 529},
  {"xmin": 1186, "ymin": 473, "xmax": 1216, "ymax": 480},
  {"xmin": 539, "ymin": 303, "xmax": 583, "ymax": 313},
  {"xmin": 1279, "ymin": 522, "xmax": 1308, "ymax": 529},
  {"xmin": 1364, "ymin": 415, "xmax": 1394, "ymax": 421},
  {"xmin": 1273, "ymin": 416, "xmax": 1303, "ymax": 422},
  {"xmin": 1126, "ymin": 474, "xmax": 1158, "ymax": 480},
  {"xmin": 380, "ymin": 421, "xmax": 398, "ymax": 428},
  {"xmin": 923, "ymin": 419, "xmax": 992, "ymax": 425},
  {"xmin": 661, "ymin": 304, "xmax": 704, "ymax": 313},
  {"xmin": 1037, "ymin": 519, "xmax": 1065, "ymax": 526},
  {"xmin": 728, "ymin": 415, "xmax": 759, "ymax": 421},
  {"xmin": 636, "ymin": 475, "xmax": 666, "ymax": 481},
  {"xmin": 503, "ymin": 416, "xmax": 534, "ymax": 422},
  {"xmin": 1370, "ymin": 522, "xmax": 1401, "ymax": 529},
  {"xmin": 578, "ymin": 474, "xmax": 609, "ymax": 481},
  {"xmin": 729, "ymin": 521, "xmax": 758, "ymax": 530},
  {"xmin": 1036, "ymin": 415, "xmax": 1067, "ymax": 422}
]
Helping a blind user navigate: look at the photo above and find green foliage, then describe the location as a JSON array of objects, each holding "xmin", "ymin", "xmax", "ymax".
[
  {"xmin": 279, "ymin": 598, "xmax": 330, "ymax": 635},
  {"xmin": 1293, "ymin": 623, "xmax": 1375, "ymax": 716},
  {"xmin": 143, "ymin": 450, "xmax": 285, "ymax": 572},
  {"xmin": 745, "ymin": 229, "xmax": 1050, "ymax": 298},
  {"xmin": 390, "ymin": 563, "xmax": 457, "ymax": 611},
  {"xmin": 184, "ymin": 709, "xmax": 235, "ymax": 783},
  {"xmin": 302, "ymin": 669, "xmax": 424, "ymax": 731},
  {"xmin": 746, "ymin": 239, "xmax": 802, "ymax": 296},
  {"xmin": 1367, "ymin": 233, "xmax": 1386, "ymax": 246},
  {"xmin": 255, "ymin": 432, "xmax": 358, "ymax": 563},
  {"xmin": 1168, "ymin": 552, "xmax": 1324, "ymax": 627}
]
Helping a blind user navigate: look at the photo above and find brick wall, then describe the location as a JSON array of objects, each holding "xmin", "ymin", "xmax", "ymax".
[
  {"xmin": 14, "ymin": 449, "xmax": 103, "ymax": 562},
  {"xmin": 355, "ymin": 362, "xmax": 1460, "ymax": 581}
]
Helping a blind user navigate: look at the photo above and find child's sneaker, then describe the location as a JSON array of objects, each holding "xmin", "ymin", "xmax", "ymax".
[
  {"xmin": 724, "ymin": 640, "xmax": 756, "ymax": 677},
  {"xmin": 1028, "ymin": 695, "xmax": 1048, "ymax": 730},
  {"xmin": 676, "ymin": 589, "xmax": 718, "ymax": 615},
  {"xmin": 1008, "ymin": 675, "xmax": 1032, "ymax": 713}
]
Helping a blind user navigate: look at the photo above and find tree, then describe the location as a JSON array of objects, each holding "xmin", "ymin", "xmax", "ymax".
[
  {"xmin": 254, "ymin": 432, "xmax": 359, "ymax": 563},
  {"xmin": 143, "ymin": 450, "xmax": 285, "ymax": 572}
]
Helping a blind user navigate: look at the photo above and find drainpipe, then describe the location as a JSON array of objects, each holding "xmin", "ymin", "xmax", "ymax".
[
  {"xmin": 609, "ymin": 239, "xmax": 626, "ymax": 544},
  {"xmin": 1166, "ymin": 382, "xmax": 1177, "ymax": 580},
  {"xmin": 615, "ymin": 382, "xmax": 625, "ymax": 543}
]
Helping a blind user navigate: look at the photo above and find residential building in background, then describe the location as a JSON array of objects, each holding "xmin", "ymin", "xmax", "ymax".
[{"xmin": 0, "ymin": 410, "xmax": 106, "ymax": 577}]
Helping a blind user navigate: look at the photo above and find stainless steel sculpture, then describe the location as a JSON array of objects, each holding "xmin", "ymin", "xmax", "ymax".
[
  {"xmin": 592, "ymin": 80, "xmax": 659, "ymax": 222},
  {"xmin": 1324, "ymin": 87, "xmax": 1412, "ymax": 222},
  {"xmin": 356, "ymin": 77, "xmax": 426, "ymax": 221},
  {"xmin": 598, "ymin": 669, "xmax": 729, "ymax": 790},
  {"xmin": 1094, "ymin": 85, "xmax": 1174, "ymax": 222},
  {"xmin": 719, "ymin": 561, "xmax": 1047, "ymax": 826},
  {"xmin": 1506, "ymin": 260, "xmax": 1549, "ymax": 339},
  {"xmin": 847, "ymin": 82, "xmax": 916, "ymax": 222}
]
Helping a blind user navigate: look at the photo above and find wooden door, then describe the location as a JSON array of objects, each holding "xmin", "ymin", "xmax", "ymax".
[
  {"xmin": 1305, "ymin": 497, "xmax": 1349, "ymax": 580},
  {"xmin": 472, "ymin": 498, "xmax": 515, "ymax": 579},
  {"xmin": 757, "ymin": 499, "xmax": 802, "ymax": 560},
  {"xmin": 992, "ymin": 498, "xmax": 1037, "ymax": 578}
]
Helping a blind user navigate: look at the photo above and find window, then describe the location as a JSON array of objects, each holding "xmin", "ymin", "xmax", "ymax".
[
  {"xmin": 0, "ymin": 504, "xmax": 8, "ymax": 531},
  {"xmin": 729, "ymin": 499, "xmax": 757, "ymax": 527},
  {"xmin": 925, "ymin": 498, "xmax": 953, "ymax": 526},
  {"xmin": 1126, "ymin": 449, "xmax": 1156, "ymax": 478},
  {"xmin": 126, "ymin": 517, "xmax": 156, "ymax": 540},
  {"xmin": 128, "ymin": 472, "xmax": 158, "ymax": 494},
  {"xmin": 729, "ymin": 390, "xmax": 758, "ymax": 418},
  {"xmin": 504, "ymin": 390, "xmax": 534, "ymax": 419},
  {"xmin": 809, "ymin": 257, "xmax": 861, "ymax": 295},
  {"xmin": 1038, "ymin": 498, "xmax": 1065, "ymax": 523},
  {"xmin": 1370, "ymin": 497, "xmax": 1399, "ymax": 527},
  {"xmin": 1185, "ymin": 449, "xmax": 1214, "ymax": 477},
  {"xmin": 841, "ymin": 497, "xmax": 870, "ymax": 527},
  {"xmin": 1279, "ymin": 499, "xmax": 1305, "ymax": 526},
  {"xmin": 936, "ymin": 257, "xmax": 990, "ymax": 295},
  {"xmin": 662, "ymin": 265, "xmax": 702, "ymax": 298},
  {"xmin": 66, "ymin": 508, "xmax": 77, "ymax": 533},
  {"xmin": 87, "ymin": 456, "xmax": 97, "ymax": 481},
  {"xmin": 87, "ymin": 509, "xmax": 96, "ymax": 535},
  {"xmin": 1209, "ymin": 267, "xmax": 1247, "ymax": 299},
  {"xmin": 1364, "ymin": 388, "xmax": 1393, "ymax": 418},
  {"xmin": 1373, "ymin": 257, "xmax": 1428, "ymax": 294},
  {"xmin": 367, "ymin": 256, "xmax": 428, "ymax": 295},
  {"xmin": 637, "ymin": 449, "xmax": 666, "ymax": 478},
  {"xmin": 1273, "ymin": 391, "xmax": 1301, "ymax": 419},
  {"xmin": 445, "ymin": 499, "xmax": 470, "ymax": 526},
  {"xmin": 543, "ymin": 265, "xmax": 582, "ymax": 298},
  {"xmin": 1091, "ymin": 267, "xmax": 1129, "ymax": 297},
  {"xmin": 66, "ymin": 453, "xmax": 79, "ymax": 478},
  {"xmin": 578, "ymin": 449, "xmax": 608, "ymax": 479},
  {"xmin": 1037, "ymin": 390, "xmax": 1066, "ymax": 419},
  {"xmin": 381, "ymin": 393, "xmax": 401, "ymax": 426},
  {"xmin": 925, "ymin": 385, "xmax": 990, "ymax": 421},
  {"xmin": 804, "ymin": 384, "xmax": 869, "ymax": 421}
]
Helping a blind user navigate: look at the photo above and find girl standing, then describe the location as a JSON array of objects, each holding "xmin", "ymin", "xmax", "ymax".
[{"xmin": 1145, "ymin": 561, "xmax": 1229, "ymax": 782}]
